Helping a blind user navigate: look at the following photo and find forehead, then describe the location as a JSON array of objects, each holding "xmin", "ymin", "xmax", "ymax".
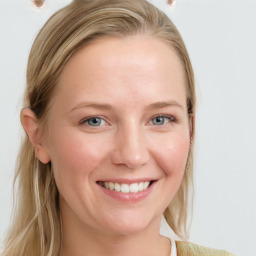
[
  {"xmin": 66, "ymin": 35, "xmax": 184, "ymax": 73},
  {"xmin": 54, "ymin": 36, "xmax": 187, "ymax": 109}
]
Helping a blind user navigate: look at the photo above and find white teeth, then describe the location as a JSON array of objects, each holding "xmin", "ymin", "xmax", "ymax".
[
  {"xmin": 143, "ymin": 181, "xmax": 150, "ymax": 190},
  {"xmin": 138, "ymin": 182, "xmax": 144, "ymax": 192},
  {"xmin": 120, "ymin": 184, "xmax": 129, "ymax": 193},
  {"xmin": 109, "ymin": 182, "xmax": 115, "ymax": 191},
  {"xmin": 114, "ymin": 183, "xmax": 121, "ymax": 192},
  {"xmin": 104, "ymin": 182, "xmax": 109, "ymax": 189},
  {"xmin": 101, "ymin": 181, "xmax": 152, "ymax": 193},
  {"xmin": 130, "ymin": 183, "xmax": 139, "ymax": 193}
]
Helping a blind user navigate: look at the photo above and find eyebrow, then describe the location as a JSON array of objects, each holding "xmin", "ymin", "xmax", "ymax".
[
  {"xmin": 69, "ymin": 102, "xmax": 113, "ymax": 112},
  {"xmin": 145, "ymin": 101, "xmax": 184, "ymax": 111},
  {"xmin": 69, "ymin": 100, "xmax": 184, "ymax": 113}
]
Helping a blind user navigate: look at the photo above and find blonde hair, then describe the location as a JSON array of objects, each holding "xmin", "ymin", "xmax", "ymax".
[{"xmin": 2, "ymin": 0, "xmax": 196, "ymax": 255}]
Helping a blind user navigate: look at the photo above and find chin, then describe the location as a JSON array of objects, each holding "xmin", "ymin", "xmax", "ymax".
[
  {"xmin": 101, "ymin": 211, "xmax": 158, "ymax": 236},
  {"xmin": 110, "ymin": 223, "xmax": 149, "ymax": 236}
]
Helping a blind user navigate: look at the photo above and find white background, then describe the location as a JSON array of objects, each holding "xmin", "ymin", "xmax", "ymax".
[{"xmin": 0, "ymin": 0, "xmax": 255, "ymax": 255}]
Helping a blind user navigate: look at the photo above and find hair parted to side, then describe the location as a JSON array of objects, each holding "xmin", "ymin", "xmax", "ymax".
[{"xmin": 1, "ymin": 0, "xmax": 196, "ymax": 255}]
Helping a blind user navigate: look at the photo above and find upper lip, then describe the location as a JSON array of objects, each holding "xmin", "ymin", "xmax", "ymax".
[{"xmin": 96, "ymin": 178, "xmax": 157, "ymax": 184}]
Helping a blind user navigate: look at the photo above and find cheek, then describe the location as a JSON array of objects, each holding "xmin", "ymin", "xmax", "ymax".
[
  {"xmin": 151, "ymin": 132, "xmax": 190, "ymax": 177},
  {"xmin": 47, "ymin": 130, "xmax": 109, "ymax": 186}
]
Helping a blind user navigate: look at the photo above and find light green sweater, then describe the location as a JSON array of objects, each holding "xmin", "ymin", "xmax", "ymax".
[{"xmin": 176, "ymin": 241, "xmax": 236, "ymax": 256}]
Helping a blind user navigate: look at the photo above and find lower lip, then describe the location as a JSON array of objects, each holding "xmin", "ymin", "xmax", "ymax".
[{"xmin": 98, "ymin": 182, "xmax": 156, "ymax": 203}]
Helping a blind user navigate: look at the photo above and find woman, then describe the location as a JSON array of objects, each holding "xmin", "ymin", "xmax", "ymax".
[{"xmin": 1, "ymin": 0, "xmax": 235, "ymax": 255}]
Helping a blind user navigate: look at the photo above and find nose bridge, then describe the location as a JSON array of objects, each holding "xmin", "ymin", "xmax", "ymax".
[{"xmin": 111, "ymin": 120, "xmax": 149, "ymax": 169}]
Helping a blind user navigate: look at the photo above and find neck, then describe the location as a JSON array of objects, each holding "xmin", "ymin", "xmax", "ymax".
[{"xmin": 59, "ymin": 214, "xmax": 170, "ymax": 256}]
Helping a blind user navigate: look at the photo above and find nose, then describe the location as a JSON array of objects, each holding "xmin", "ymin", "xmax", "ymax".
[{"xmin": 111, "ymin": 124, "xmax": 149, "ymax": 169}]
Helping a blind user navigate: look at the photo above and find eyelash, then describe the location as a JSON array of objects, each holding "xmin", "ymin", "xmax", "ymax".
[
  {"xmin": 79, "ymin": 116, "xmax": 107, "ymax": 127},
  {"xmin": 79, "ymin": 114, "xmax": 177, "ymax": 128},
  {"xmin": 149, "ymin": 114, "xmax": 177, "ymax": 126}
]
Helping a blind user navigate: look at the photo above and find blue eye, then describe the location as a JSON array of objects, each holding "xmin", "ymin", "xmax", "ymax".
[
  {"xmin": 151, "ymin": 116, "xmax": 174, "ymax": 125},
  {"xmin": 84, "ymin": 117, "xmax": 105, "ymax": 126}
]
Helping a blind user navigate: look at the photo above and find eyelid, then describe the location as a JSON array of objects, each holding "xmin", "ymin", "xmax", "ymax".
[
  {"xmin": 149, "ymin": 114, "xmax": 177, "ymax": 124},
  {"xmin": 78, "ymin": 114, "xmax": 177, "ymax": 127},
  {"xmin": 79, "ymin": 116, "xmax": 109, "ymax": 127},
  {"xmin": 154, "ymin": 113, "xmax": 176, "ymax": 120}
]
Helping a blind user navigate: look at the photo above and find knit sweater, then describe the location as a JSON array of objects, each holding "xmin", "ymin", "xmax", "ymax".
[{"xmin": 176, "ymin": 241, "xmax": 236, "ymax": 256}]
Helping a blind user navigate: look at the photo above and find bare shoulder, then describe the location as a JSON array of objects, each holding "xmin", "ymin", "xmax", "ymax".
[{"xmin": 176, "ymin": 241, "xmax": 237, "ymax": 256}]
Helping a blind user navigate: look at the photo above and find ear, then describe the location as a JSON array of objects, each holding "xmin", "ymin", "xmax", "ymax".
[{"xmin": 20, "ymin": 108, "xmax": 51, "ymax": 164}]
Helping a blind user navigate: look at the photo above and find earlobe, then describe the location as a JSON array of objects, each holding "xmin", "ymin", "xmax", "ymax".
[{"xmin": 20, "ymin": 108, "xmax": 51, "ymax": 164}]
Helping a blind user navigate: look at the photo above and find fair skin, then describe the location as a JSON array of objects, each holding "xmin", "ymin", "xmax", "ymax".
[{"xmin": 21, "ymin": 36, "xmax": 192, "ymax": 256}]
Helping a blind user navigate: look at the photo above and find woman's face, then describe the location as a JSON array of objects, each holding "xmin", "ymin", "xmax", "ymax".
[{"xmin": 42, "ymin": 36, "xmax": 191, "ymax": 236}]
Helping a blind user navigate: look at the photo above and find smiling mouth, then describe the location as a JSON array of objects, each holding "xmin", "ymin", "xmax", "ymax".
[{"xmin": 97, "ymin": 181, "xmax": 155, "ymax": 193}]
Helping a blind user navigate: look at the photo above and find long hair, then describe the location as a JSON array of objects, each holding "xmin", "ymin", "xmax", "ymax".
[{"xmin": 1, "ymin": 0, "xmax": 196, "ymax": 255}]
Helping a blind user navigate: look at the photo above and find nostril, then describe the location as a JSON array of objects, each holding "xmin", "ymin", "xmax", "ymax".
[
  {"xmin": 111, "ymin": 148, "xmax": 149, "ymax": 169},
  {"xmin": 111, "ymin": 129, "xmax": 150, "ymax": 168}
]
